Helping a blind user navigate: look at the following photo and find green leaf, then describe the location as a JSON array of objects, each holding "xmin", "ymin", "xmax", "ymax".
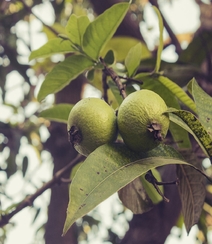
[
  {"xmin": 29, "ymin": 38, "xmax": 75, "ymax": 61},
  {"xmin": 37, "ymin": 55, "xmax": 93, "ymax": 101},
  {"xmin": 82, "ymin": 2, "xmax": 129, "ymax": 60},
  {"xmin": 157, "ymin": 76, "xmax": 196, "ymax": 113},
  {"xmin": 177, "ymin": 150, "xmax": 206, "ymax": 233},
  {"xmin": 65, "ymin": 15, "xmax": 90, "ymax": 46},
  {"xmin": 63, "ymin": 143, "xmax": 189, "ymax": 234},
  {"xmin": 168, "ymin": 109, "xmax": 212, "ymax": 157},
  {"xmin": 188, "ymin": 78, "xmax": 212, "ymax": 137},
  {"xmin": 118, "ymin": 177, "xmax": 153, "ymax": 214},
  {"xmin": 39, "ymin": 104, "xmax": 74, "ymax": 123},
  {"xmin": 101, "ymin": 37, "xmax": 151, "ymax": 62},
  {"xmin": 104, "ymin": 50, "xmax": 115, "ymax": 65},
  {"xmin": 153, "ymin": 6, "xmax": 164, "ymax": 73},
  {"xmin": 125, "ymin": 43, "xmax": 142, "ymax": 77}
]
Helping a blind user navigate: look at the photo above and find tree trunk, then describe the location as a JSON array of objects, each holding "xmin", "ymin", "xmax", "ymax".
[{"xmin": 44, "ymin": 76, "xmax": 86, "ymax": 244}]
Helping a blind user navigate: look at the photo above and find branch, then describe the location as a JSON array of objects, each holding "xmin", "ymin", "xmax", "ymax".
[
  {"xmin": 100, "ymin": 57, "xmax": 127, "ymax": 99},
  {"xmin": 0, "ymin": 154, "xmax": 84, "ymax": 227}
]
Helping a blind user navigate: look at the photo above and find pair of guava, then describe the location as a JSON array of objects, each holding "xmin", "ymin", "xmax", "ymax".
[{"xmin": 67, "ymin": 89, "xmax": 170, "ymax": 156}]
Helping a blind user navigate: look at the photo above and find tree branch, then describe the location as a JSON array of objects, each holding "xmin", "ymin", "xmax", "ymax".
[{"xmin": 0, "ymin": 154, "xmax": 84, "ymax": 228}]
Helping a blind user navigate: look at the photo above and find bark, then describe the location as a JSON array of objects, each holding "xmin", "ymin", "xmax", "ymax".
[
  {"xmin": 44, "ymin": 76, "xmax": 86, "ymax": 244},
  {"xmin": 120, "ymin": 165, "xmax": 181, "ymax": 244}
]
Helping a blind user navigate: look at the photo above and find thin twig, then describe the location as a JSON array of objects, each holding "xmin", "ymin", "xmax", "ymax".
[
  {"xmin": 100, "ymin": 57, "xmax": 127, "ymax": 99},
  {"xmin": 0, "ymin": 154, "xmax": 84, "ymax": 227},
  {"xmin": 102, "ymin": 71, "xmax": 109, "ymax": 103}
]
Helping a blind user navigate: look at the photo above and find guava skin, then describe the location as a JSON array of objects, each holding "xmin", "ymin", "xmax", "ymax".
[
  {"xmin": 67, "ymin": 97, "xmax": 117, "ymax": 156},
  {"xmin": 117, "ymin": 89, "xmax": 170, "ymax": 152}
]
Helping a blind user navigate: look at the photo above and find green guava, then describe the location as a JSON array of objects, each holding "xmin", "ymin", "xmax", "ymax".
[
  {"xmin": 67, "ymin": 97, "xmax": 117, "ymax": 156},
  {"xmin": 117, "ymin": 89, "xmax": 170, "ymax": 152}
]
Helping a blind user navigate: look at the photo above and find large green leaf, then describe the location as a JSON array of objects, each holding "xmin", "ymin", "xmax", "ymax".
[
  {"xmin": 125, "ymin": 43, "xmax": 143, "ymax": 77},
  {"xmin": 153, "ymin": 6, "xmax": 164, "ymax": 73},
  {"xmin": 65, "ymin": 15, "xmax": 90, "ymax": 46},
  {"xmin": 101, "ymin": 36, "xmax": 151, "ymax": 62},
  {"xmin": 158, "ymin": 76, "xmax": 196, "ymax": 112},
  {"xmin": 82, "ymin": 2, "xmax": 129, "ymax": 60},
  {"xmin": 168, "ymin": 109, "xmax": 212, "ymax": 158},
  {"xmin": 37, "ymin": 55, "xmax": 93, "ymax": 101},
  {"xmin": 188, "ymin": 78, "xmax": 212, "ymax": 137},
  {"xmin": 39, "ymin": 104, "xmax": 74, "ymax": 123},
  {"xmin": 29, "ymin": 38, "xmax": 75, "ymax": 61},
  {"xmin": 63, "ymin": 143, "xmax": 189, "ymax": 234}
]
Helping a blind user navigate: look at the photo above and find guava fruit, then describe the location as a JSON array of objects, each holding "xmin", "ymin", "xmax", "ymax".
[
  {"xmin": 117, "ymin": 89, "xmax": 169, "ymax": 152},
  {"xmin": 67, "ymin": 97, "xmax": 117, "ymax": 156}
]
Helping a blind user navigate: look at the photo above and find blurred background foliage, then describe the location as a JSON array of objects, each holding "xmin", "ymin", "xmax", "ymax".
[{"xmin": 1, "ymin": 0, "xmax": 212, "ymax": 244}]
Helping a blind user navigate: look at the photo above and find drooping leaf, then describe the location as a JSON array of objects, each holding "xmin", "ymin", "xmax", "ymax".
[
  {"xmin": 118, "ymin": 177, "xmax": 154, "ymax": 214},
  {"xmin": 63, "ymin": 143, "xmax": 189, "ymax": 235},
  {"xmin": 82, "ymin": 2, "xmax": 129, "ymax": 60},
  {"xmin": 153, "ymin": 6, "xmax": 164, "ymax": 73},
  {"xmin": 188, "ymin": 78, "xmax": 212, "ymax": 137},
  {"xmin": 168, "ymin": 109, "xmax": 212, "ymax": 158},
  {"xmin": 37, "ymin": 55, "xmax": 93, "ymax": 101},
  {"xmin": 65, "ymin": 15, "xmax": 90, "ymax": 46},
  {"xmin": 29, "ymin": 38, "xmax": 75, "ymax": 61},
  {"xmin": 177, "ymin": 149, "xmax": 206, "ymax": 233},
  {"xmin": 39, "ymin": 104, "xmax": 74, "ymax": 123},
  {"xmin": 125, "ymin": 43, "xmax": 143, "ymax": 77}
]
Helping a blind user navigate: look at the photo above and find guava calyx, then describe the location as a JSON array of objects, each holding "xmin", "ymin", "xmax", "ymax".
[
  {"xmin": 147, "ymin": 121, "xmax": 163, "ymax": 141},
  {"xmin": 68, "ymin": 125, "xmax": 82, "ymax": 146}
]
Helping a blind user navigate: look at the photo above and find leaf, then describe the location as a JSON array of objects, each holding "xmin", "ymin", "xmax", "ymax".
[
  {"xmin": 82, "ymin": 2, "xmax": 129, "ymax": 60},
  {"xmin": 101, "ymin": 36, "xmax": 151, "ymax": 62},
  {"xmin": 39, "ymin": 104, "xmax": 74, "ymax": 123},
  {"xmin": 125, "ymin": 43, "xmax": 142, "ymax": 77},
  {"xmin": 188, "ymin": 78, "xmax": 212, "ymax": 137},
  {"xmin": 157, "ymin": 76, "xmax": 196, "ymax": 113},
  {"xmin": 168, "ymin": 109, "xmax": 212, "ymax": 157},
  {"xmin": 177, "ymin": 150, "xmax": 206, "ymax": 233},
  {"xmin": 63, "ymin": 143, "xmax": 189, "ymax": 235},
  {"xmin": 118, "ymin": 177, "xmax": 154, "ymax": 214},
  {"xmin": 37, "ymin": 55, "xmax": 93, "ymax": 101},
  {"xmin": 104, "ymin": 50, "xmax": 115, "ymax": 65},
  {"xmin": 65, "ymin": 15, "xmax": 90, "ymax": 46},
  {"xmin": 153, "ymin": 6, "xmax": 164, "ymax": 73},
  {"xmin": 29, "ymin": 38, "xmax": 75, "ymax": 61}
]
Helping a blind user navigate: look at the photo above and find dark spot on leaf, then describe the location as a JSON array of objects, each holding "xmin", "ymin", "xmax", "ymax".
[
  {"xmin": 80, "ymin": 188, "xmax": 83, "ymax": 191},
  {"xmin": 86, "ymin": 194, "xmax": 88, "ymax": 196},
  {"xmin": 105, "ymin": 170, "xmax": 107, "ymax": 172},
  {"xmin": 97, "ymin": 172, "xmax": 100, "ymax": 174}
]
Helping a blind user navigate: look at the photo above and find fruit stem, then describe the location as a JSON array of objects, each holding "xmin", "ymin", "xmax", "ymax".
[{"xmin": 145, "ymin": 170, "xmax": 178, "ymax": 203}]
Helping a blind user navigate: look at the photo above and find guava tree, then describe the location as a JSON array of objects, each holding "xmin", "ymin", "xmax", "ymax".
[{"xmin": 1, "ymin": 1, "xmax": 212, "ymax": 244}]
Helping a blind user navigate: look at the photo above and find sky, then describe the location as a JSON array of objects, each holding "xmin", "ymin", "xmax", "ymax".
[{"xmin": 1, "ymin": 0, "xmax": 208, "ymax": 243}]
